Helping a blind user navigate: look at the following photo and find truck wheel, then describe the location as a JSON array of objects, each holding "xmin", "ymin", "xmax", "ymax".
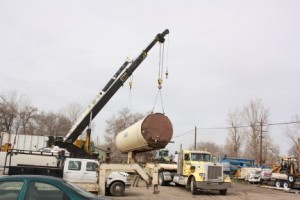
[
  {"xmin": 190, "ymin": 176, "xmax": 198, "ymax": 195},
  {"xmin": 159, "ymin": 172, "xmax": 166, "ymax": 186},
  {"xmin": 220, "ymin": 189, "xmax": 227, "ymax": 195},
  {"xmin": 275, "ymin": 180, "xmax": 282, "ymax": 188},
  {"xmin": 109, "ymin": 181, "xmax": 125, "ymax": 196},
  {"xmin": 288, "ymin": 175, "xmax": 296, "ymax": 184},
  {"xmin": 283, "ymin": 181, "xmax": 290, "ymax": 189}
]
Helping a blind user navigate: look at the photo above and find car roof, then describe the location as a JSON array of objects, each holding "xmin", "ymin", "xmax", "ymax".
[{"xmin": 0, "ymin": 175, "xmax": 64, "ymax": 182}]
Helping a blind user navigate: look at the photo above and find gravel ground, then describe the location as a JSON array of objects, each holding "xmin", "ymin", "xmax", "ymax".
[{"xmin": 110, "ymin": 180, "xmax": 300, "ymax": 200}]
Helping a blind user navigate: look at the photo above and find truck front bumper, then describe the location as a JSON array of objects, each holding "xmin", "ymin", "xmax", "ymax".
[{"xmin": 196, "ymin": 182, "xmax": 231, "ymax": 190}]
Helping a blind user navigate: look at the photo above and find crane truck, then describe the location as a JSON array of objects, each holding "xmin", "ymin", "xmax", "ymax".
[
  {"xmin": 54, "ymin": 29, "xmax": 170, "ymax": 158},
  {"xmin": 2, "ymin": 29, "xmax": 170, "ymax": 196}
]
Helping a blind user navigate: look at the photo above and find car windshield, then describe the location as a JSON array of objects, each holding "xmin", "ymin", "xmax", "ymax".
[{"xmin": 191, "ymin": 153, "xmax": 211, "ymax": 162}]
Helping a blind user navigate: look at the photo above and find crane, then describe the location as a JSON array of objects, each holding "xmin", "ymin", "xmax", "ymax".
[{"xmin": 55, "ymin": 29, "xmax": 170, "ymax": 157}]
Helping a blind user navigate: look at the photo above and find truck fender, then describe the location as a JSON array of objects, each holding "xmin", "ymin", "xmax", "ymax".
[{"xmin": 185, "ymin": 175, "xmax": 194, "ymax": 189}]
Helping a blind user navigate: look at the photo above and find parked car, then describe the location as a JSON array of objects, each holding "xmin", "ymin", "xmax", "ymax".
[{"xmin": 0, "ymin": 175, "xmax": 110, "ymax": 200}]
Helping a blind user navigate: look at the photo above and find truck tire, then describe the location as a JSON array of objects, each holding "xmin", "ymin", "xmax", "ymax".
[
  {"xmin": 190, "ymin": 176, "xmax": 198, "ymax": 195},
  {"xmin": 275, "ymin": 180, "xmax": 282, "ymax": 188},
  {"xmin": 109, "ymin": 181, "xmax": 125, "ymax": 196},
  {"xmin": 220, "ymin": 189, "xmax": 227, "ymax": 195},
  {"xmin": 159, "ymin": 172, "xmax": 167, "ymax": 186},
  {"xmin": 283, "ymin": 181, "xmax": 290, "ymax": 189},
  {"xmin": 288, "ymin": 175, "xmax": 296, "ymax": 184}
]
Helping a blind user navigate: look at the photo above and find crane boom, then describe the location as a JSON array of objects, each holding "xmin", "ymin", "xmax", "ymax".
[{"xmin": 64, "ymin": 29, "xmax": 169, "ymax": 144}]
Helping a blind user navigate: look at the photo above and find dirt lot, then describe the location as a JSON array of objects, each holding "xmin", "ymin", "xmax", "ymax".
[{"xmin": 111, "ymin": 181, "xmax": 299, "ymax": 200}]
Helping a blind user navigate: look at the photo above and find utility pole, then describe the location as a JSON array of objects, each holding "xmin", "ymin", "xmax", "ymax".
[
  {"xmin": 298, "ymin": 138, "xmax": 300, "ymax": 168},
  {"xmin": 259, "ymin": 118, "xmax": 267, "ymax": 166},
  {"xmin": 194, "ymin": 126, "xmax": 197, "ymax": 150},
  {"xmin": 260, "ymin": 118, "xmax": 263, "ymax": 166}
]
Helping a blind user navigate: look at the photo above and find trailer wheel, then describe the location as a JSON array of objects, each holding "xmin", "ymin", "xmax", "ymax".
[
  {"xmin": 190, "ymin": 176, "xmax": 198, "ymax": 195},
  {"xmin": 109, "ymin": 181, "xmax": 125, "ymax": 196},
  {"xmin": 288, "ymin": 175, "xmax": 296, "ymax": 184},
  {"xmin": 283, "ymin": 181, "xmax": 290, "ymax": 189},
  {"xmin": 220, "ymin": 189, "xmax": 227, "ymax": 195},
  {"xmin": 158, "ymin": 172, "xmax": 167, "ymax": 186},
  {"xmin": 275, "ymin": 180, "xmax": 282, "ymax": 188}
]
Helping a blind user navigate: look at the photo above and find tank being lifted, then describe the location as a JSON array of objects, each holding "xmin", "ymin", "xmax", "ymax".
[{"xmin": 116, "ymin": 113, "xmax": 173, "ymax": 153}]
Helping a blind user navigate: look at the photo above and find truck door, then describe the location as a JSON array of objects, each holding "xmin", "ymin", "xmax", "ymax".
[
  {"xmin": 183, "ymin": 153, "xmax": 192, "ymax": 176},
  {"xmin": 63, "ymin": 160, "xmax": 83, "ymax": 182},
  {"xmin": 81, "ymin": 161, "xmax": 98, "ymax": 183}
]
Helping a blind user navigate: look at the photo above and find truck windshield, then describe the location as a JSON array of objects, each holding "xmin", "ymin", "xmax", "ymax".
[{"xmin": 191, "ymin": 153, "xmax": 210, "ymax": 162}]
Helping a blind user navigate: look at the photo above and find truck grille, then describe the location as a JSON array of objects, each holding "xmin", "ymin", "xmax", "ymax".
[{"xmin": 207, "ymin": 165, "xmax": 222, "ymax": 181}]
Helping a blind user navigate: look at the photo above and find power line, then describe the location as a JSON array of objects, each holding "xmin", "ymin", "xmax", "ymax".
[
  {"xmin": 173, "ymin": 129, "xmax": 194, "ymax": 138},
  {"xmin": 268, "ymin": 121, "xmax": 300, "ymax": 126},
  {"xmin": 173, "ymin": 120, "xmax": 300, "ymax": 138}
]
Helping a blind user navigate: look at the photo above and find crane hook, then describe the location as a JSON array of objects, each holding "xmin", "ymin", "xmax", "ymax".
[
  {"xmin": 165, "ymin": 69, "xmax": 169, "ymax": 79},
  {"xmin": 158, "ymin": 78, "xmax": 163, "ymax": 89}
]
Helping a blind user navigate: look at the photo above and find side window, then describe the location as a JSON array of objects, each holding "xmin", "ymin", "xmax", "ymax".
[
  {"xmin": 25, "ymin": 181, "xmax": 70, "ymax": 200},
  {"xmin": 68, "ymin": 161, "xmax": 81, "ymax": 171},
  {"xmin": 0, "ymin": 181, "xmax": 24, "ymax": 200},
  {"xmin": 184, "ymin": 154, "xmax": 190, "ymax": 161},
  {"xmin": 86, "ymin": 162, "xmax": 98, "ymax": 171}
]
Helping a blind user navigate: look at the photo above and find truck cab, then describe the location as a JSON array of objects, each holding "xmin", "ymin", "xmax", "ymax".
[
  {"xmin": 173, "ymin": 150, "xmax": 231, "ymax": 195},
  {"xmin": 63, "ymin": 158, "xmax": 131, "ymax": 196},
  {"xmin": 63, "ymin": 158, "xmax": 98, "ymax": 183}
]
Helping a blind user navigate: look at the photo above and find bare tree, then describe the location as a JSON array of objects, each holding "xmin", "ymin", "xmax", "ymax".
[
  {"xmin": 260, "ymin": 135, "xmax": 280, "ymax": 166},
  {"xmin": 60, "ymin": 103, "xmax": 83, "ymax": 124},
  {"xmin": 242, "ymin": 98, "xmax": 271, "ymax": 165},
  {"xmin": 0, "ymin": 90, "xmax": 19, "ymax": 134},
  {"xmin": 195, "ymin": 141, "xmax": 224, "ymax": 156},
  {"xmin": 283, "ymin": 115, "xmax": 300, "ymax": 157},
  {"xmin": 224, "ymin": 109, "xmax": 244, "ymax": 157},
  {"xmin": 34, "ymin": 112, "xmax": 72, "ymax": 137},
  {"xmin": 15, "ymin": 97, "xmax": 38, "ymax": 135}
]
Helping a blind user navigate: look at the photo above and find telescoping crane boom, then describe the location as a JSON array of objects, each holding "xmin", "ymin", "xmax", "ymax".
[{"xmin": 59, "ymin": 29, "xmax": 169, "ymax": 155}]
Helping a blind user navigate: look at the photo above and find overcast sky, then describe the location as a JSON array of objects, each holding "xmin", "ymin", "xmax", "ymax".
[{"xmin": 1, "ymin": 0, "xmax": 299, "ymax": 155}]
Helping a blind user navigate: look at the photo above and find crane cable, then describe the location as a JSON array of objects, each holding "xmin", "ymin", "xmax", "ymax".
[
  {"xmin": 126, "ymin": 74, "xmax": 134, "ymax": 112},
  {"xmin": 126, "ymin": 58, "xmax": 134, "ymax": 113},
  {"xmin": 157, "ymin": 42, "xmax": 164, "ymax": 89},
  {"xmin": 152, "ymin": 42, "xmax": 167, "ymax": 114},
  {"xmin": 152, "ymin": 89, "xmax": 165, "ymax": 114}
]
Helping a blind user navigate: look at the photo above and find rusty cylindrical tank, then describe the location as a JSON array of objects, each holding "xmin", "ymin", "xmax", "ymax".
[{"xmin": 115, "ymin": 113, "xmax": 173, "ymax": 153}]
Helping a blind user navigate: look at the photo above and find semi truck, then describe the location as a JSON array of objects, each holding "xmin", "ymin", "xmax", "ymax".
[{"xmin": 158, "ymin": 149, "xmax": 231, "ymax": 195}]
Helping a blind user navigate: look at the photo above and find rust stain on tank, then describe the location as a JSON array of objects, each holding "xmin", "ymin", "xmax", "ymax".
[{"xmin": 141, "ymin": 113, "xmax": 173, "ymax": 149}]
